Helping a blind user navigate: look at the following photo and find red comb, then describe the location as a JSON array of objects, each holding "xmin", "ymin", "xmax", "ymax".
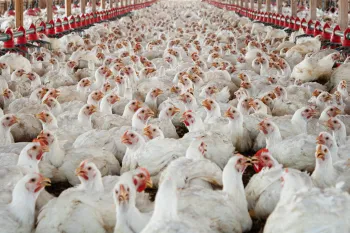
[
  {"xmin": 255, "ymin": 148, "xmax": 269, "ymax": 157},
  {"xmin": 139, "ymin": 167, "xmax": 150, "ymax": 178}
]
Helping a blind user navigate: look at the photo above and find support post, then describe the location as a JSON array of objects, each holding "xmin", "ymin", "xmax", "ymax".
[
  {"xmin": 338, "ymin": 0, "xmax": 348, "ymax": 30},
  {"xmin": 109, "ymin": 0, "xmax": 113, "ymax": 8},
  {"xmin": 92, "ymin": 0, "xmax": 96, "ymax": 12},
  {"xmin": 81, "ymin": 0, "xmax": 85, "ymax": 13},
  {"xmin": 266, "ymin": 0, "xmax": 270, "ymax": 12},
  {"xmin": 257, "ymin": 0, "xmax": 261, "ymax": 10},
  {"xmin": 291, "ymin": 0, "xmax": 297, "ymax": 16},
  {"xmin": 309, "ymin": 0, "xmax": 316, "ymax": 20},
  {"xmin": 65, "ymin": 0, "xmax": 71, "ymax": 16},
  {"xmin": 250, "ymin": 0, "xmax": 253, "ymax": 9},
  {"xmin": 276, "ymin": 0, "xmax": 282, "ymax": 13},
  {"xmin": 15, "ymin": 0, "xmax": 23, "ymax": 27},
  {"xmin": 47, "ymin": 0, "xmax": 53, "ymax": 21},
  {"xmin": 102, "ymin": 0, "xmax": 105, "ymax": 8}
]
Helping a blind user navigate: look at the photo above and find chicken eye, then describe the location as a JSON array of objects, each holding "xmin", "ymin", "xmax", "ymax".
[
  {"xmin": 87, "ymin": 106, "xmax": 90, "ymax": 109},
  {"xmin": 325, "ymin": 137, "xmax": 329, "ymax": 140},
  {"xmin": 87, "ymin": 167, "xmax": 92, "ymax": 170},
  {"xmin": 324, "ymin": 149, "xmax": 328, "ymax": 153},
  {"xmin": 333, "ymin": 120, "xmax": 337, "ymax": 124},
  {"xmin": 267, "ymin": 123, "xmax": 270, "ymax": 126},
  {"xmin": 210, "ymin": 101, "xmax": 213, "ymax": 104},
  {"xmin": 6, "ymin": 117, "xmax": 9, "ymax": 120},
  {"xmin": 115, "ymin": 190, "xmax": 118, "ymax": 194},
  {"xmin": 47, "ymin": 133, "xmax": 50, "ymax": 136},
  {"xmin": 32, "ymin": 146, "xmax": 37, "ymax": 150},
  {"xmin": 305, "ymin": 109, "xmax": 309, "ymax": 112},
  {"xmin": 46, "ymin": 114, "xmax": 49, "ymax": 117},
  {"xmin": 141, "ymin": 110, "xmax": 145, "ymax": 113},
  {"xmin": 130, "ymin": 134, "xmax": 134, "ymax": 137},
  {"xmin": 30, "ymin": 178, "xmax": 36, "ymax": 182}
]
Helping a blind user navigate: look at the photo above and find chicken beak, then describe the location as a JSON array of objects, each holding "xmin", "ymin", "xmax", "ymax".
[
  {"xmin": 250, "ymin": 156, "xmax": 259, "ymax": 164},
  {"xmin": 316, "ymin": 135, "xmax": 325, "ymax": 144},
  {"xmin": 309, "ymin": 108, "xmax": 318, "ymax": 117},
  {"xmin": 107, "ymin": 69, "xmax": 113, "ymax": 77},
  {"xmin": 335, "ymin": 108, "xmax": 342, "ymax": 115},
  {"xmin": 325, "ymin": 118, "xmax": 334, "ymax": 130},
  {"xmin": 143, "ymin": 125, "xmax": 152, "ymax": 139},
  {"xmin": 211, "ymin": 87, "xmax": 219, "ymax": 94},
  {"xmin": 118, "ymin": 185, "xmax": 129, "ymax": 202},
  {"xmin": 324, "ymin": 94, "xmax": 332, "ymax": 101},
  {"xmin": 41, "ymin": 145, "xmax": 50, "ymax": 152},
  {"xmin": 172, "ymin": 107, "xmax": 180, "ymax": 116},
  {"xmin": 244, "ymin": 159, "xmax": 252, "ymax": 166},
  {"xmin": 115, "ymin": 76, "xmax": 122, "ymax": 84},
  {"xmin": 97, "ymin": 92, "xmax": 104, "ymax": 100},
  {"xmin": 146, "ymin": 109, "xmax": 155, "ymax": 118},
  {"xmin": 248, "ymin": 100, "xmax": 256, "ymax": 109},
  {"xmin": 134, "ymin": 101, "xmax": 142, "ymax": 110},
  {"xmin": 53, "ymin": 90, "xmax": 61, "ymax": 98},
  {"xmin": 312, "ymin": 90, "xmax": 320, "ymax": 97},
  {"xmin": 224, "ymin": 109, "xmax": 233, "ymax": 119},
  {"xmin": 238, "ymin": 73, "xmax": 245, "ymax": 81},
  {"xmin": 76, "ymin": 166, "xmax": 88, "ymax": 178},
  {"xmin": 37, "ymin": 131, "xmax": 46, "ymax": 140},
  {"xmin": 35, "ymin": 112, "xmax": 45, "ymax": 122},
  {"xmin": 89, "ymin": 105, "xmax": 97, "ymax": 114},
  {"xmin": 178, "ymin": 94, "xmax": 186, "ymax": 102},
  {"xmin": 10, "ymin": 116, "xmax": 19, "ymax": 125},
  {"xmin": 258, "ymin": 122, "xmax": 267, "ymax": 133},
  {"xmin": 26, "ymin": 73, "xmax": 35, "ymax": 81},
  {"xmin": 202, "ymin": 99, "xmax": 211, "ymax": 110},
  {"xmin": 170, "ymin": 86, "xmax": 178, "ymax": 93},
  {"xmin": 315, "ymin": 147, "xmax": 325, "ymax": 160},
  {"xmin": 274, "ymin": 87, "xmax": 281, "ymax": 96},
  {"xmin": 111, "ymin": 95, "xmax": 120, "ymax": 104},
  {"xmin": 240, "ymin": 82, "xmax": 249, "ymax": 89},
  {"xmin": 2, "ymin": 89, "xmax": 9, "ymax": 98},
  {"xmin": 121, "ymin": 132, "xmax": 131, "ymax": 144},
  {"xmin": 40, "ymin": 177, "xmax": 51, "ymax": 189},
  {"xmin": 146, "ymin": 178, "xmax": 153, "ymax": 188},
  {"xmin": 155, "ymin": 89, "xmax": 164, "ymax": 96},
  {"xmin": 84, "ymin": 80, "xmax": 91, "ymax": 87}
]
